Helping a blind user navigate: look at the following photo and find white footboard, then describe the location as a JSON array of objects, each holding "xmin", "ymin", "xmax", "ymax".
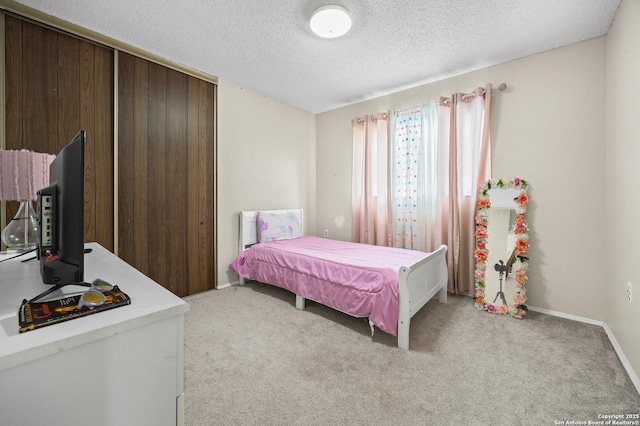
[{"xmin": 397, "ymin": 245, "xmax": 448, "ymax": 350}]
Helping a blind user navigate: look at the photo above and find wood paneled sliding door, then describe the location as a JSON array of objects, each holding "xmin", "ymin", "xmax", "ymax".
[
  {"xmin": 4, "ymin": 14, "xmax": 114, "ymax": 251},
  {"xmin": 118, "ymin": 52, "xmax": 215, "ymax": 297}
]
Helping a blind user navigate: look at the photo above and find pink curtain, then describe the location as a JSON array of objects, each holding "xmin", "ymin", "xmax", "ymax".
[
  {"xmin": 352, "ymin": 112, "xmax": 391, "ymax": 246},
  {"xmin": 438, "ymin": 85, "xmax": 492, "ymax": 295}
]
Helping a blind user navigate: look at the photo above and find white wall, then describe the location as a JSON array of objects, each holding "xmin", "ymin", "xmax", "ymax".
[
  {"xmin": 317, "ymin": 38, "xmax": 607, "ymax": 320},
  {"xmin": 605, "ymin": 0, "xmax": 640, "ymax": 386},
  {"xmin": 217, "ymin": 80, "xmax": 316, "ymax": 286}
]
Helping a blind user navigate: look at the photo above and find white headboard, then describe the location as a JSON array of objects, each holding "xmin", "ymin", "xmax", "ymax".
[{"xmin": 238, "ymin": 209, "xmax": 304, "ymax": 254}]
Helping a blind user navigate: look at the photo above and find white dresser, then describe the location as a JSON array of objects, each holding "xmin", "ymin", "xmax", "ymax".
[{"xmin": 0, "ymin": 243, "xmax": 189, "ymax": 426}]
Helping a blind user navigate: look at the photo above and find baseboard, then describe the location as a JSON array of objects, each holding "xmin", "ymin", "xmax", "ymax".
[
  {"xmin": 217, "ymin": 279, "xmax": 247, "ymax": 290},
  {"xmin": 216, "ymin": 282, "xmax": 235, "ymax": 290},
  {"xmin": 528, "ymin": 305, "xmax": 640, "ymax": 395},
  {"xmin": 602, "ymin": 322, "xmax": 640, "ymax": 395},
  {"xmin": 527, "ymin": 305, "xmax": 604, "ymax": 326}
]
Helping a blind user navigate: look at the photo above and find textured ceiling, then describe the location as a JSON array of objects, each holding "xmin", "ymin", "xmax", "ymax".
[{"xmin": 13, "ymin": 0, "xmax": 621, "ymax": 114}]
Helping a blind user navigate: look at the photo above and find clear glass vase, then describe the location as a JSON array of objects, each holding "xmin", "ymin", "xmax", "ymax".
[{"xmin": 1, "ymin": 200, "xmax": 39, "ymax": 252}]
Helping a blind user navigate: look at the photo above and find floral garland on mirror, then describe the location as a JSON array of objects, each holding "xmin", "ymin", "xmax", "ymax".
[{"xmin": 474, "ymin": 177, "xmax": 530, "ymax": 319}]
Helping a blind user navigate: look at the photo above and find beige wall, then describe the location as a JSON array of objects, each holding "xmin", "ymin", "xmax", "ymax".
[
  {"xmin": 605, "ymin": 0, "xmax": 640, "ymax": 385},
  {"xmin": 217, "ymin": 80, "xmax": 316, "ymax": 286},
  {"xmin": 317, "ymin": 37, "xmax": 607, "ymax": 321}
]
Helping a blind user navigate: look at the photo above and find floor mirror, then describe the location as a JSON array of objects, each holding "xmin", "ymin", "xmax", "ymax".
[{"xmin": 474, "ymin": 178, "xmax": 530, "ymax": 318}]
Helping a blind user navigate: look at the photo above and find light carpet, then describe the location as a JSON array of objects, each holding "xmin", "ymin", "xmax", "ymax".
[{"xmin": 183, "ymin": 282, "xmax": 640, "ymax": 425}]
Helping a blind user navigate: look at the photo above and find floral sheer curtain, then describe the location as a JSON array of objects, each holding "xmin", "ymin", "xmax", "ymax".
[
  {"xmin": 352, "ymin": 112, "xmax": 391, "ymax": 246},
  {"xmin": 390, "ymin": 102, "xmax": 441, "ymax": 251},
  {"xmin": 387, "ymin": 85, "xmax": 492, "ymax": 295}
]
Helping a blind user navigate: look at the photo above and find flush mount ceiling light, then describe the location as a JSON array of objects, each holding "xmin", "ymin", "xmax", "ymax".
[{"xmin": 310, "ymin": 5, "xmax": 352, "ymax": 39}]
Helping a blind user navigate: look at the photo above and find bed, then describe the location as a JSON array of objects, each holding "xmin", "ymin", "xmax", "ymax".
[{"xmin": 228, "ymin": 208, "xmax": 448, "ymax": 350}]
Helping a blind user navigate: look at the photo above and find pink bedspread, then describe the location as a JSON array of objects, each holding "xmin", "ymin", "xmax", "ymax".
[{"xmin": 228, "ymin": 236, "xmax": 430, "ymax": 336}]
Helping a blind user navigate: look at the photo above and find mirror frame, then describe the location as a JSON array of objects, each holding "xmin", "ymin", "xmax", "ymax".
[{"xmin": 474, "ymin": 178, "xmax": 530, "ymax": 318}]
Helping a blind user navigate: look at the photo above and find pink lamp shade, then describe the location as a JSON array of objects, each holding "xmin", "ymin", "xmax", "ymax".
[{"xmin": 0, "ymin": 150, "xmax": 56, "ymax": 201}]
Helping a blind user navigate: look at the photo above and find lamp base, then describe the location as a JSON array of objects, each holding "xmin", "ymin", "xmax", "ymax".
[{"xmin": 1, "ymin": 200, "xmax": 39, "ymax": 252}]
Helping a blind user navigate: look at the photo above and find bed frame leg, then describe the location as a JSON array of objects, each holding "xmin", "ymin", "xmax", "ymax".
[
  {"xmin": 438, "ymin": 286, "xmax": 447, "ymax": 303},
  {"xmin": 397, "ymin": 320, "xmax": 409, "ymax": 350},
  {"xmin": 295, "ymin": 295, "xmax": 306, "ymax": 310}
]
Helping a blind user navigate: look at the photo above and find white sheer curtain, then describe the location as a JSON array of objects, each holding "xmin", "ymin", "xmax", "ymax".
[{"xmin": 352, "ymin": 112, "xmax": 391, "ymax": 246}]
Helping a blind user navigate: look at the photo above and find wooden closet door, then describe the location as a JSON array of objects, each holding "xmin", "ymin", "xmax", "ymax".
[
  {"xmin": 118, "ymin": 52, "xmax": 215, "ymax": 297},
  {"xmin": 4, "ymin": 14, "xmax": 114, "ymax": 251}
]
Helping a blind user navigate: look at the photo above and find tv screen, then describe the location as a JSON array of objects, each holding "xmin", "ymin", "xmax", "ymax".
[{"xmin": 37, "ymin": 130, "xmax": 85, "ymax": 285}]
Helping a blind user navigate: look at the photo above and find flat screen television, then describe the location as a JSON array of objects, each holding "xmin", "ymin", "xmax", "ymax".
[{"xmin": 37, "ymin": 130, "xmax": 85, "ymax": 285}]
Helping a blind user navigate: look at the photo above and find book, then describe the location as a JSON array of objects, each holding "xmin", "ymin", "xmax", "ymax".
[{"xmin": 18, "ymin": 285, "xmax": 131, "ymax": 333}]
